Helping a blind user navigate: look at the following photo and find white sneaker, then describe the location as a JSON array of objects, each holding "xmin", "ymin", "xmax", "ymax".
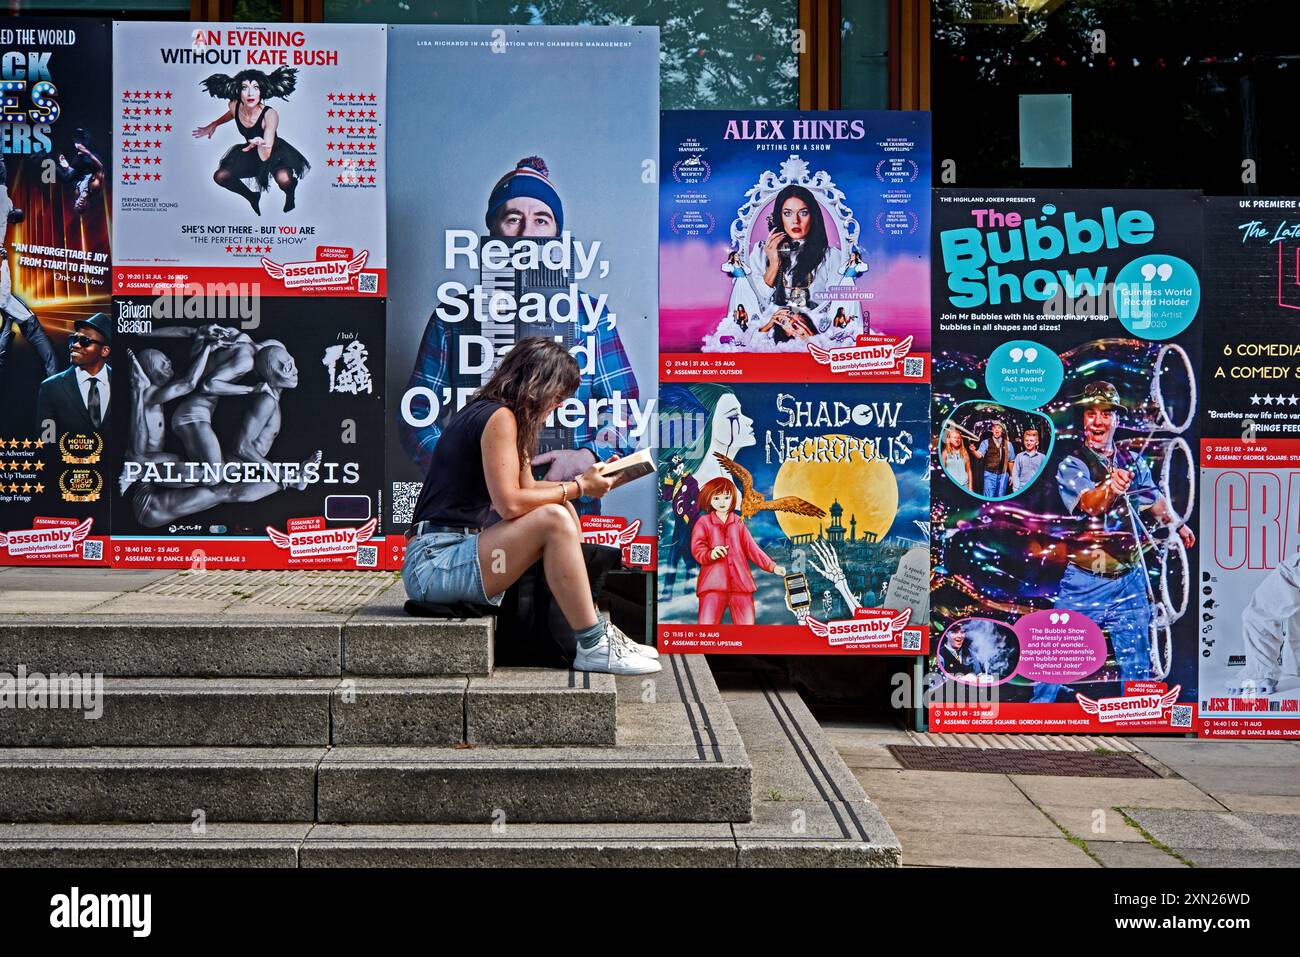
[
  {"xmin": 573, "ymin": 624, "xmax": 661, "ymax": 675},
  {"xmin": 605, "ymin": 619, "xmax": 660, "ymax": 659}
]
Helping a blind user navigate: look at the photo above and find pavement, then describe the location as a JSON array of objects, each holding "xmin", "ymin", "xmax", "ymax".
[{"xmin": 824, "ymin": 723, "xmax": 1300, "ymax": 867}]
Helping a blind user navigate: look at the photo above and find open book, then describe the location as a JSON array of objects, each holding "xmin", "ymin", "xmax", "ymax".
[{"xmin": 600, "ymin": 448, "xmax": 655, "ymax": 485}]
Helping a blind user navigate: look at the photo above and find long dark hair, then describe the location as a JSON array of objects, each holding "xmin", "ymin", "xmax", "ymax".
[
  {"xmin": 202, "ymin": 67, "xmax": 298, "ymax": 103},
  {"xmin": 770, "ymin": 184, "xmax": 829, "ymax": 306},
  {"xmin": 472, "ymin": 337, "xmax": 580, "ymax": 461}
]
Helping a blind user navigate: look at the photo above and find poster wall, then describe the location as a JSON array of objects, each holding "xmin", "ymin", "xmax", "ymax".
[
  {"xmin": 111, "ymin": 22, "xmax": 386, "ymax": 297},
  {"xmin": 383, "ymin": 25, "xmax": 660, "ymax": 570},
  {"xmin": 656, "ymin": 110, "xmax": 931, "ymax": 654},
  {"xmin": 1, "ymin": 18, "xmax": 113, "ymax": 566},
  {"xmin": 929, "ymin": 190, "xmax": 1202, "ymax": 733},
  {"xmin": 109, "ymin": 296, "xmax": 385, "ymax": 569},
  {"xmin": 1198, "ymin": 197, "xmax": 1300, "ymax": 738}
]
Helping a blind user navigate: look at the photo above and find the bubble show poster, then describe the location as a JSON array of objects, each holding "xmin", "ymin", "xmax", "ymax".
[
  {"xmin": 660, "ymin": 110, "xmax": 930, "ymax": 386},
  {"xmin": 384, "ymin": 26, "xmax": 659, "ymax": 570},
  {"xmin": 656, "ymin": 381, "xmax": 930, "ymax": 655},
  {"xmin": 112, "ymin": 22, "xmax": 386, "ymax": 296},
  {"xmin": 1198, "ymin": 197, "xmax": 1300, "ymax": 738},
  {"xmin": 930, "ymin": 190, "xmax": 1202, "ymax": 733},
  {"xmin": 0, "ymin": 18, "xmax": 113, "ymax": 566},
  {"xmin": 109, "ymin": 296, "xmax": 385, "ymax": 569}
]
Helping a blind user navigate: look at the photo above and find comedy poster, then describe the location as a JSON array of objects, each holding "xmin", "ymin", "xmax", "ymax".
[
  {"xmin": 108, "ymin": 296, "xmax": 385, "ymax": 569},
  {"xmin": 1198, "ymin": 197, "xmax": 1300, "ymax": 738},
  {"xmin": 112, "ymin": 22, "xmax": 386, "ymax": 297},
  {"xmin": 0, "ymin": 18, "xmax": 112, "ymax": 566},
  {"xmin": 383, "ymin": 26, "xmax": 659, "ymax": 570},
  {"xmin": 656, "ymin": 382, "xmax": 929, "ymax": 655},
  {"xmin": 930, "ymin": 190, "xmax": 1202, "ymax": 733},
  {"xmin": 659, "ymin": 110, "xmax": 931, "ymax": 385}
]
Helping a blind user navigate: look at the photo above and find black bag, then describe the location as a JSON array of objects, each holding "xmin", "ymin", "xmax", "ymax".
[{"xmin": 493, "ymin": 542, "xmax": 625, "ymax": 667}]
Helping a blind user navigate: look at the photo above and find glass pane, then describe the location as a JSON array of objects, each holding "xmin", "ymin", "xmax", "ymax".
[
  {"xmin": 841, "ymin": 0, "xmax": 890, "ymax": 109},
  {"xmin": 7, "ymin": 0, "xmax": 188, "ymax": 10},
  {"xmin": 323, "ymin": 0, "xmax": 801, "ymax": 109},
  {"xmin": 932, "ymin": 0, "xmax": 1300, "ymax": 194},
  {"xmin": 234, "ymin": 0, "xmax": 287, "ymax": 21}
]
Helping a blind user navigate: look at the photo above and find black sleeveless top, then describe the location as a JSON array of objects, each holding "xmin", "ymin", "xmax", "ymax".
[
  {"xmin": 235, "ymin": 106, "xmax": 268, "ymax": 141},
  {"xmin": 410, "ymin": 399, "xmax": 505, "ymax": 529}
]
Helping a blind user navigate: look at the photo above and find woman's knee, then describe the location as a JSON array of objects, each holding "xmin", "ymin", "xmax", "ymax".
[{"xmin": 533, "ymin": 503, "xmax": 578, "ymax": 537}]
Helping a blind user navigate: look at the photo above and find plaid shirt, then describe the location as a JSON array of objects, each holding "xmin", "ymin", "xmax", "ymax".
[{"xmin": 399, "ymin": 296, "xmax": 641, "ymax": 513}]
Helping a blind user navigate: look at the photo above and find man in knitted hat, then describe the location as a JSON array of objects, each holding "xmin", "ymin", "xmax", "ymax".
[
  {"xmin": 1029, "ymin": 381, "xmax": 1195, "ymax": 703},
  {"xmin": 400, "ymin": 156, "xmax": 640, "ymax": 517}
]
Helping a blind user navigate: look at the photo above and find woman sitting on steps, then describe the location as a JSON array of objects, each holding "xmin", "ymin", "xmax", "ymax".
[{"xmin": 401, "ymin": 337, "xmax": 660, "ymax": 675}]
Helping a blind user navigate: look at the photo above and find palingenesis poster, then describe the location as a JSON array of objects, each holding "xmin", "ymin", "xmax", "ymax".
[
  {"xmin": 930, "ymin": 190, "xmax": 1202, "ymax": 733},
  {"xmin": 383, "ymin": 25, "xmax": 659, "ymax": 569},
  {"xmin": 1, "ymin": 18, "xmax": 113, "ymax": 566}
]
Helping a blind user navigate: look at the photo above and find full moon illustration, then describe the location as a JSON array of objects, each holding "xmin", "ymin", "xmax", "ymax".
[{"xmin": 772, "ymin": 435, "xmax": 899, "ymax": 541}]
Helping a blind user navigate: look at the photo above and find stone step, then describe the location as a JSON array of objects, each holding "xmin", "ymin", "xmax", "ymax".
[
  {"xmin": 0, "ymin": 583, "xmax": 495, "ymax": 679},
  {"xmin": 0, "ymin": 670, "xmax": 615, "ymax": 748},
  {"xmin": 0, "ymin": 823, "xmax": 312, "ymax": 867}
]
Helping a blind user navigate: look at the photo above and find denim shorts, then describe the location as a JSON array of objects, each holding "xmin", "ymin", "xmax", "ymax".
[{"xmin": 401, "ymin": 530, "xmax": 504, "ymax": 607}]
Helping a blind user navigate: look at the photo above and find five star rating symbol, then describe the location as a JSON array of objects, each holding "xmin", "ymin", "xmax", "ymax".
[
  {"xmin": 119, "ymin": 90, "xmax": 173, "ymax": 187},
  {"xmin": 325, "ymin": 91, "xmax": 381, "ymax": 190},
  {"xmin": 1250, "ymin": 394, "xmax": 1300, "ymax": 406}
]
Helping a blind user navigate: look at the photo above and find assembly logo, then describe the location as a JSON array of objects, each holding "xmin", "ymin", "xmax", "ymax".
[
  {"xmin": 260, "ymin": 250, "xmax": 369, "ymax": 289},
  {"xmin": 1076, "ymin": 685, "xmax": 1181, "ymax": 724},
  {"xmin": 805, "ymin": 607, "xmax": 912, "ymax": 647},
  {"xmin": 580, "ymin": 518, "xmax": 641, "ymax": 549},
  {"xmin": 0, "ymin": 517, "xmax": 93, "ymax": 557},
  {"xmin": 266, "ymin": 516, "xmax": 377, "ymax": 558},
  {"xmin": 807, "ymin": 335, "xmax": 913, "ymax": 375}
]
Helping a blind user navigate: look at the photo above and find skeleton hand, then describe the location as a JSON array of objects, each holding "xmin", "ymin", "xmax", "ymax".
[{"xmin": 807, "ymin": 539, "xmax": 861, "ymax": 613}]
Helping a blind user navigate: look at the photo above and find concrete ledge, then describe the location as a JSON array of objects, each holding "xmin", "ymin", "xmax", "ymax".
[
  {"xmin": 0, "ymin": 678, "xmax": 335, "ymax": 747},
  {"xmin": 331, "ymin": 678, "xmax": 466, "ymax": 746},
  {"xmin": 342, "ymin": 584, "xmax": 493, "ymax": 676},
  {"xmin": 299, "ymin": 822, "xmax": 736, "ymax": 867},
  {"xmin": 0, "ymin": 823, "xmax": 310, "ymax": 867},
  {"xmin": 467, "ymin": 669, "xmax": 616, "ymax": 746},
  {"xmin": 0, "ymin": 748, "xmax": 325, "ymax": 823}
]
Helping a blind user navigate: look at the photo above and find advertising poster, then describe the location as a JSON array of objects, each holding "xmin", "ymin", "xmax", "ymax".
[
  {"xmin": 656, "ymin": 381, "xmax": 929, "ymax": 655},
  {"xmin": 929, "ymin": 189, "xmax": 1202, "ymax": 733},
  {"xmin": 109, "ymin": 295, "xmax": 385, "ymax": 569},
  {"xmin": 112, "ymin": 22, "xmax": 386, "ymax": 297},
  {"xmin": 1198, "ymin": 197, "xmax": 1300, "ymax": 738},
  {"xmin": 660, "ymin": 109, "xmax": 931, "ymax": 385},
  {"xmin": 383, "ymin": 26, "xmax": 659, "ymax": 570},
  {"xmin": 0, "ymin": 18, "xmax": 112, "ymax": 566}
]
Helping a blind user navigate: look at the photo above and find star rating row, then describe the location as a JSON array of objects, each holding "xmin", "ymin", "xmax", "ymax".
[
  {"xmin": 2, "ymin": 483, "xmax": 43, "ymax": 494},
  {"xmin": 336, "ymin": 174, "xmax": 379, "ymax": 184},
  {"xmin": 123, "ymin": 157, "xmax": 163, "ymax": 166},
  {"xmin": 326, "ymin": 93, "xmax": 378, "ymax": 102},
  {"xmin": 325, "ymin": 159, "xmax": 379, "ymax": 169},
  {"xmin": 1249, "ymin": 394, "xmax": 1300, "ymax": 406},
  {"xmin": 0, "ymin": 438, "xmax": 44, "ymax": 449},
  {"xmin": 122, "ymin": 108, "xmax": 173, "ymax": 118},
  {"xmin": 122, "ymin": 138, "xmax": 167, "ymax": 148},
  {"xmin": 122, "ymin": 90, "xmax": 173, "ymax": 100},
  {"xmin": 122, "ymin": 173, "xmax": 162, "ymax": 183},
  {"xmin": 123, "ymin": 125, "xmax": 171, "ymax": 135},
  {"xmin": 325, "ymin": 127, "xmax": 378, "ymax": 136},
  {"xmin": 327, "ymin": 110, "xmax": 379, "ymax": 119},
  {"xmin": 2, "ymin": 460, "xmax": 43, "ymax": 471},
  {"xmin": 227, "ymin": 246, "xmax": 272, "ymax": 254}
]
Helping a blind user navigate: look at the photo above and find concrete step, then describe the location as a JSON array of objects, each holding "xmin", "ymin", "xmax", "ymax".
[
  {"xmin": 0, "ymin": 671, "xmax": 615, "ymax": 748},
  {"xmin": 0, "ymin": 823, "xmax": 311, "ymax": 867},
  {"xmin": 0, "ymin": 748, "xmax": 324, "ymax": 823},
  {"xmin": 0, "ymin": 583, "xmax": 494, "ymax": 679}
]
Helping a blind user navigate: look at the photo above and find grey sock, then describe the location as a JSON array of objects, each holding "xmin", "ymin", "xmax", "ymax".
[{"xmin": 576, "ymin": 620, "xmax": 605, "ymax": 650}]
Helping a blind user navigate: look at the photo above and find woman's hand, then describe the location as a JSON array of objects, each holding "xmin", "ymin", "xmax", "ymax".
[
  {"xmin": 709, "ymin": 545, "xmax": 729, "ymax": 560},
  {"xmin": 772, "ymin": 564, "xmax": 786, "ymax": 576},
  {"xmin": 578, "ymin": 459, "xmax": 615, "ymax": 499},
  {"xmin": 192, "ymin": 123, "xmax": 215, "ymax": 139},
  {"xmin": 242, "ymin": 136, "xmax": 267, "ymax": 152}
]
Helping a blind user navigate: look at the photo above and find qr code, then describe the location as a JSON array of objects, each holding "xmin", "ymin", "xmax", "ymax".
[
  {"xmin": 903, "ymin": 356, "xmax": 924, "ymax": 378},
  {"xmin": 900, "ymin": 629, "xmax": 922, "ymax": 651},
  {"xmin": 1170, "ymin": 705, "xmax": 1193, "ymax": 728},
  {"xmin": 626, "ymin": 542, "xmax": 652, "ymax": 567},
  {"xmin": 355, "ymin": 545, "xmax": 379, "ymax": 568},
  {"xmin": 81, "ymin": 539, "xmax": 103, "ymax": 562},
  {"xmin": 392, "ymin": 482, "xmax": 422, "ymax": 525},
  {"xmin": 357, "ymin": 272, "xmax": 379, "ymax": 294}
]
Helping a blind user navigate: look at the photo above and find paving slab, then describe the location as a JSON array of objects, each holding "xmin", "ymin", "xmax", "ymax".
[
  {"xmin": 828, "ymin": 743, "xmax": 906, "ymax": 770},
  {"xmin": 1135, "ymin": 738, "xmax": 1300, "ymax": 767},
  {"xmin": 0, "ymin": 747, "xmax": 325, "ymax": 822},
  {"xmin": 0, "ymin": 569, "xmax": 172, "ymax": 593},
  {"xmin": 85, "ymin": 594, "xmax": 232, "ymax": 616},
  {"xmin": 1009, "ymin": 774, "xmax": 1224, "ymax": 811},
  {"xmin": 892, "ymin": 829, "xmax": 1098, "ymax": 868},
  {"xmin": 0, "ymin": 592, "xmax": 116, "ymax": 615},
  {"xmin": 1153, "ymin": 764, "xmax": 1300, "ymax": 797},
  {"xmin": 300, "ymin": 822, "xmax": 737, "ymax": 867},
  {"xmin": 873, "ymin": 792, "xmax": 1059, "ymax": 839},
  {"xmin": 1179, "ymin": 848, "xmax": 1300, "ymax": 868},
  {"xmin": 1090, "ymin": 841, "xmax": 1188, "ymax": 868},
  {"xmin": 1121, "ymin": 808, "xmax": 1298, "ymax": 851},
  {"xmin": 1037, "ymin": 804, "xmax": 1148, "ymax": 843},
  {"xmin": 0, "ymin": 823, "xmax": 309, "ymax": 867},
  {"xmin": 734, "ymin": 800, "xmax": 899, "ymax": 867},
  {"xmin": 853, "ymin": 768, "xmax": 1030, "ymax": 807},
  {"xmin": 1214, "ymin": 793, "xmax": 1300, "ymax": 814}
]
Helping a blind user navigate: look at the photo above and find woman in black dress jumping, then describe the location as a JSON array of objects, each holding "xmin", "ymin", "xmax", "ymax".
[{"xmin": 192, "ymin": 67, "xmax": 310, "ymax": 215}]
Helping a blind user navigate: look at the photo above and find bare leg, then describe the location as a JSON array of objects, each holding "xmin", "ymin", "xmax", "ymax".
[
  {"xmin": 173, "ymin": 420, "xmax": 225, "ymax": 484},
  {"xmin": 476, "ymin": 503, "xmax": 598, "ymax": 630}
]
